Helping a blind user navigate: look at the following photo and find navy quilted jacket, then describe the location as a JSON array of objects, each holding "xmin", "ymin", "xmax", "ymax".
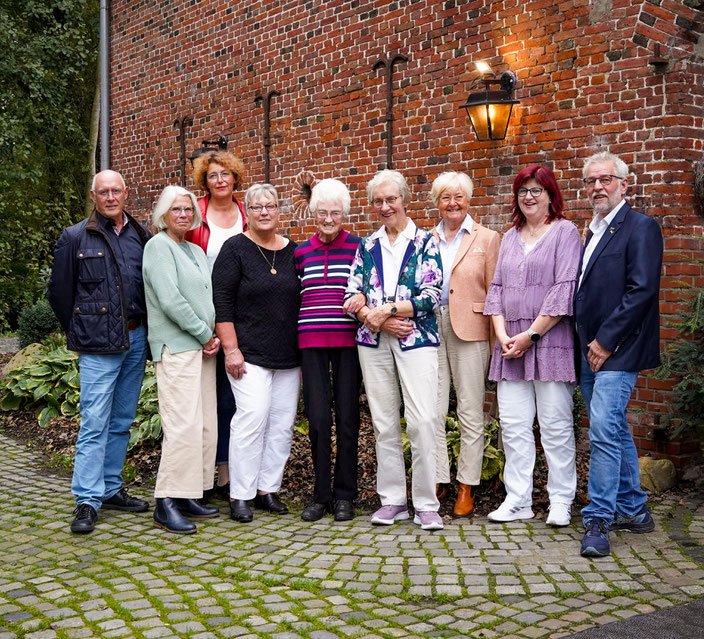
[{"xmin": 48, "ymin": 210, "xmax": 151, "ymax": 354}]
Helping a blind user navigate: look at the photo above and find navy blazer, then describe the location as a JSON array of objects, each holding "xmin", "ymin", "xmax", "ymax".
[{"xmin": 574, "ymin": 202, "xmax": 663, "ymax": 372}]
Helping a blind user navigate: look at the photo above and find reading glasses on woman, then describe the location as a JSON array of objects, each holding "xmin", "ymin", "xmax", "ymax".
[
  {"xmin": 372, "ymin": 195, "xmax": 400, "ymax": 208},
  {"xmin": 207, "ymin": 170, "xmax": 233, "ymax": 182},
  {"xmin": 249, "ymin": 203, "xmax": 278, "ymax": 213},
  {"xmin": 517, "ymin": 187, "xmax": 544, "ymax": 198}
]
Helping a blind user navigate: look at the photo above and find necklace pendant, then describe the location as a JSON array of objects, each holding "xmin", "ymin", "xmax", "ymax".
[{"xmin": 270, "ymin": 268, "xmax": 277, "ymax": 275}]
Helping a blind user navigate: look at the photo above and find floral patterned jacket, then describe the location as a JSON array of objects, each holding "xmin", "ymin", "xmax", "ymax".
[{"xmin": 344, "ymin": 225, "xmax": 443, "ymax": 350}]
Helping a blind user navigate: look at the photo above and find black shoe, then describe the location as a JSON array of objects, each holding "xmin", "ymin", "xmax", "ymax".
[
  {"xmin": 253, "ymin": 492, "xmax": 289, "ymax": 514},
  {"xmin": 153, "ymin": 498, "xmax": 196, "ymax": 534},
  {"xmin": 204, "ymin": 482, "xmax": 230, "ymax": 503},
  {"xmin": 101, "ymin": 488, "xmax": 149, "ymax": 512},
  {"xmin": 71, "ymin": 503, "xmax": 98, "ymax": 534},
  {"xmin": 334, "ymin": 499, "xmax": 355, "ymax": 521},
  {"xmin": 173, "ymin": 498, "xmax": 219, "ymax": 519},
  {"xmin": 230, "ymin": 499, "xmax": 253, "ymax": 523},
  {"xmin": 301, "ymin": 501, "xmax": 331, "ymax": 521}
]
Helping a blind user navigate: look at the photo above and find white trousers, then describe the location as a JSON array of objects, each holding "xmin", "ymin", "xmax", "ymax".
[
  {"xmin": 227, "ymin": 363, "xmax": 300, "ymax": 500},
  {"xmin": 497, "ymin": 380, "xmax": 576, "ymax": 507},
  {"xmin": 154, "ymin": 349, "xmax": 217, "ymax": 498},
  {"xmin": 434, "ymin": 306, "xmax": 490, "ymax": 485},
  {"xmin": 358, "ymin": 332, "xmax": 439, "ymax": 512}
]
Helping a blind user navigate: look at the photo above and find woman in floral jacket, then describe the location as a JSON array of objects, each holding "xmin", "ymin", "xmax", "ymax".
[{"xmin": 343, "ymin": 169, "xmax": 444, "ymax": 530}]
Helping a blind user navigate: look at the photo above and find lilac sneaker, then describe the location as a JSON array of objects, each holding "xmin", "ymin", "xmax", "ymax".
[
  {"xmin": 413, "ymin": 511, "xmax": 444, "ymax": 530},
  {"xmin": 371, "ymin": 504, "xmax": 409, "ymax": 525}
]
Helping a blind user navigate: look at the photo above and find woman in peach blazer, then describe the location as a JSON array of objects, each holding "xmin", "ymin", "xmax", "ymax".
[{"xmin": 431, "ymin": 171, "xmax": 500, "ymax": 517}]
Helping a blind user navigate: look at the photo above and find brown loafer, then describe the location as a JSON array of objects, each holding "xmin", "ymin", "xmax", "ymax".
[
  {"xmin": 453, "ymin": 483, "xmax": 476, "ymax": 517},
  {"xmin": 436, "ymin": 483, "xmax": 449, "ymax": 501}
]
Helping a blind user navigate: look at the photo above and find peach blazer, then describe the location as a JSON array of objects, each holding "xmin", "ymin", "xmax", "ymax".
[{"xmin": 432, "ymin": 221, "xmax": 500, "ymax": 341}]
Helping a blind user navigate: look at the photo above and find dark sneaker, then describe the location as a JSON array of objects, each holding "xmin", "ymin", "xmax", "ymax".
[
  {"xmin": 71, "ymin": 504, "xmax": 98, "ymax": 534},
  {"xmin": 101, "ymin": 488, "xmax": 149, "ymax": 512},
  {"xmin": 610, "ymin": 505, "xmax": 655, "ymax": 533},
  {"xmin": 581, "ymin": 518, "xmax": 611, "ymax": 557}
]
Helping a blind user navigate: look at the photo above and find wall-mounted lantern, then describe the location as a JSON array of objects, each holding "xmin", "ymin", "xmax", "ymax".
[
  {"xmin": 460, "ymin": 62, "xmax": 519, "ymax": 141},
  {"xmin": 189, "ymin": 136, "xmax": 229, "ymax": 166}
]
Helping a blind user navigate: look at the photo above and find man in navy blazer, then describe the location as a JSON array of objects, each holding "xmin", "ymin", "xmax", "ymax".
[{"xmin": 574, "ymin": 151, "xmax": 663, "ymax": 558}]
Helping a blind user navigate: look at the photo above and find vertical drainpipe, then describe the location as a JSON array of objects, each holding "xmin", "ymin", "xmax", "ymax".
[{"xmin": 99, "ymin": 0, "xmax": 110, "ymax": 170}]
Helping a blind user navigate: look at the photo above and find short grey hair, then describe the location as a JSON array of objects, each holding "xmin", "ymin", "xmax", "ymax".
[
  {"xmin": 244, "ymin": 183, "xmax": 279, "ymax": 209},
  {"xmin": 430, "ymin": 171, "xmax": 474, "ymax": 206},
  {"xmin": 91, "ymin": 170, "xmax": 126, "ymax": 192},
  {"xmin": 366, "ymin": 169, "xmax": 411, "ymax": 205},
  {"xmin": 583, "ymin": 151, "xmax": 629, "ymax": 179},
  {"xmin": 309, "ymin": 178, "xmax": 351, "ymax": 216},
  {"xmin": 152, "ymin": 185, "xmax": 201, "ymax": 231}
]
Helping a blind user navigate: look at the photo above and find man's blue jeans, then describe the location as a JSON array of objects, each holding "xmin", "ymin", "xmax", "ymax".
[
  {"xmin": 72, "ymin": 325, "xmax": 147, "ymax": 511},
  {"xmin": 579, "ymin": 354, "xmax": 647, "ymax": 525}
]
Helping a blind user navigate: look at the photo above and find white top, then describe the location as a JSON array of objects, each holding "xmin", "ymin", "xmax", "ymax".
[
  {"xmin": 371, "ymin": 218, "xmax": 417, "ymax": 299},
  {"xmin": 578, "ymin": 199, "xmax": 625, "ymax": 289},
  {"xmin": 436, "ymin": 215, "xmax": 473, "ymax": 306},
  {"xmin": 206, "ymin": 217, "xmax": 243, "ymax": 272}
]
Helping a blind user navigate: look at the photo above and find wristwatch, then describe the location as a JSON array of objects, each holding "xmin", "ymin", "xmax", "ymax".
[
  {"xmin": 527, "ymin": 328, "xmax": 541, "ymax": 343},
  {"xmin": 390, "ymin": 304, "xmax": 398, "ymax": 315}
]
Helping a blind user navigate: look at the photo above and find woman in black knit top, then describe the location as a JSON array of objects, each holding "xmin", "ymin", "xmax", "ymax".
[{"xmin": 212, "ymin": 184, "xmax": 301, "ymax": 523}]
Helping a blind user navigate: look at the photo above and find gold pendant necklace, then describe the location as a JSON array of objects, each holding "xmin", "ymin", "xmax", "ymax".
[{"xmin": 255, "ymin": 243, "xmax": 277, "ymax": 275}]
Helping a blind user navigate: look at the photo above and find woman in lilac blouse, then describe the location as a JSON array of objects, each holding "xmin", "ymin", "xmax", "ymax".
[{"xmin": 483, "ymin": 165, "xmax": 582, "ymax": 527}]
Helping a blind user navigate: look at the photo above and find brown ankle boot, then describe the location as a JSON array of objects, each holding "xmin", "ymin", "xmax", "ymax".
[
  {"xmin": 453, "ymin": 483, "xmax": 476, "ymax": 517},
  {"xmin": 436, "ymin": 483, "xmax": 449, "ymax": 501}
]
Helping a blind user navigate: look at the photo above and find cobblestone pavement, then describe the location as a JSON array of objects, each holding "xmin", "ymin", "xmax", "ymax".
[{"xmin": 1, "ymin": 434, "xmax": 702, "ymax": 639}]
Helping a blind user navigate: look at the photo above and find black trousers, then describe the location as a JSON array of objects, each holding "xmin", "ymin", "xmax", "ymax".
[
  {"xmin": 301, "ymin": 347, "xmax": 362, "ymax": 503},
  {"xmin": 215, "ymin": 348, "xmax": 236, "ymax": 465}
]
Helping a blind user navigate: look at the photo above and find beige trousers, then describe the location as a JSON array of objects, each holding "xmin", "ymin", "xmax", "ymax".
[
  {"xmin": 434, "ymin": 305, "xmax": 490, "ymax": 485},
  {"xmin": 154, "ymin": 348, "xmax": 217, "ymax": 498}
]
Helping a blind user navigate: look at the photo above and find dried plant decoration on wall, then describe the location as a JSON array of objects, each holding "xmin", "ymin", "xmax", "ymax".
[
  {"xmin": 695, "ymin": 157, "xmax": 704, "ymax": 209},
  {"xmin": 292, "ymin": 170, "xmax": 317, "ymax": 219}
]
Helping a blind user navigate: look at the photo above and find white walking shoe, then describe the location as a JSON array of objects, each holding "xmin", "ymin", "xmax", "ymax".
[
  {"xmin": 546, "ymin": 502, "xmax": 571, "ymax": 527},
  {"xmin": 487, "ymin": 501, "xmax": 534, "ymax": 522}
]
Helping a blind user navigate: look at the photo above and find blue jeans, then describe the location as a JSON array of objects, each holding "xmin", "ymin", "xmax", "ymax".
[
  {"xmin": 72, "ymin": 325, "xmax": 147, "ymax": 510},
  {"xmin": 579, "ymin": 354, "xmax": 647, "ymax": 525}
]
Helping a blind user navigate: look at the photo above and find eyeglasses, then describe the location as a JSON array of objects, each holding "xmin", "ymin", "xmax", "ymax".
[
  {"xmin": 440, "ymin": 194, "xmax": 466, "ymax": 204},
  {"xmin": 206, "ymin": 170, "xmax": 233, "ymax": 182},
  {"xmin": 170, "ymin": 206, "xmax": 194, "ymax": 216},
  {"xmin": 95, "ymin": 188, "xmax": 125, "ymax": 198},
  {"xmin": 583, "ymin": 174, "xmax": 622, "ymax": 187},
  {"xmin": 316, "ymin": 210, "xmax": 343, "ymax": 219},
  {"xmin": 249, "ymin": 203, "xmax": 278, "ymax": 213},
  {"xmin": 517, "ymin": 187, "xmax": 544, "ymax": 198},
  {"xmin": 372, "ymin": 195, "xmax": 400, "ymax": 208}
]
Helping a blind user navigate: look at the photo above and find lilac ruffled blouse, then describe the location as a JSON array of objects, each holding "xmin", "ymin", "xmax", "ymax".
[{"xmin": 483, "ymin": 218, "xmax": 582, "ymax": 383}]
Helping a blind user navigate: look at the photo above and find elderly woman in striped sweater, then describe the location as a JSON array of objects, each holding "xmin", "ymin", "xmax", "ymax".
[{"xmin": 294, "ymin": 179, "xmax": 363, "ymax": 522}]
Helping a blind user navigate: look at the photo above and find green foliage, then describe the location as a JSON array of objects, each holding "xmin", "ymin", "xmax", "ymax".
[
  {"xmin": 17, "ymin": 299, "xmax": 60, "ymax": 348},
  {"xmin": 656, "ymin": 290, "xmax": 704, "ymax": 438},
  {"xmin": 0, "ymin": 335, "xmax": 162, "ymax": 449},
  {"xmin": 0, "ymin": 335, "xmax": 79, "ymax": 426},
  {"xmin": 403, "ymin": 414, "xmax": 505, "ymax": 482},
  {"xmin": 0, "ymin": 1, "xmax": 99, "ymax": 330},
  {"xmin": 128, "ymin": 366, "xmax": 162, "ymax": 449}
]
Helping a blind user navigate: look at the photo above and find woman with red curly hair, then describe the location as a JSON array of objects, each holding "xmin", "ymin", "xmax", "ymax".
[
  {"xmin": 187, "ymin": 150, "xmax": 247, "ymax": 500},
  {"xmin": 483, "ymin": 165, "xmax": 582, "ymax": 527}
]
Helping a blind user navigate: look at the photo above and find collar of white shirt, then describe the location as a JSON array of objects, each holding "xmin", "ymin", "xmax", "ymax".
[
  {"xmin": 437, "ymin": 214, "xmax": 473, "ymax": 244},
  {"xmin": 372, "ymin": 217, "xmax": 416, "ymax": 248},
  {"xmin": 589, "ymin": 199, "xmax": 626, "ymax": 237}
]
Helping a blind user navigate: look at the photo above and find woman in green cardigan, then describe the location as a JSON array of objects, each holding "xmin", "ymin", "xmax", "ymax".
[{"xmin": 143, "ymin": 185, "xmax": 221, "ymax": 533}]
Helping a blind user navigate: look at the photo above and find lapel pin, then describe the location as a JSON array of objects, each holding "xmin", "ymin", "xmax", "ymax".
[{"xmin": 609, "ymin": 227, "xmax": 615, "ymax": 234}]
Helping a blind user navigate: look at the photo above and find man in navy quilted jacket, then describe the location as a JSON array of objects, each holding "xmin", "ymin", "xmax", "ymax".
[{"xmin": 49, "ymin": 170, "xmax": 151, "ymax": 533}]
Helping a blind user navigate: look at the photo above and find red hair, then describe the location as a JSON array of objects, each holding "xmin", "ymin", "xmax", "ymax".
[{"xmin": 511, "ymin": 165, "xmax": 565, "ymax": 229}]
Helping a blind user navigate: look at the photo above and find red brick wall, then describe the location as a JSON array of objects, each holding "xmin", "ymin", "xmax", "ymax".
[{"xmin": 110, "ymin": 0, "xmax": 704, "ymax": 469}]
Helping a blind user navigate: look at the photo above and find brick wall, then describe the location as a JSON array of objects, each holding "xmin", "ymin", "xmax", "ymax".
[{"xmin": 109, "ymin": 0, "xmax": 704, "ymax": 470}]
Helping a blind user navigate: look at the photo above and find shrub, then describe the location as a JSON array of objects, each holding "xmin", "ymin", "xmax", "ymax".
[
  {"xmin": 17, "ymin": 299, "xmax": 60, "ymax": 348},
  {"xmin": 0, "ymin": 334, "xmax": 163, "ymax": 449}
]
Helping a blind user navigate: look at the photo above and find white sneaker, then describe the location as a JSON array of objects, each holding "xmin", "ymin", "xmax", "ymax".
[
  {"xmin": 546, "ymin": 502, "xmax": 571, "ymax": 527},
  {"xmin": 487, "ymin": 501, "xmax": 534, "ymax": 522}
]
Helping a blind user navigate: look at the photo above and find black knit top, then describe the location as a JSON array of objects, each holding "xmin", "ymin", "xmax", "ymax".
[{"xmin": 212, "ymin": 234, "xmax": 300, "ymax": 369}]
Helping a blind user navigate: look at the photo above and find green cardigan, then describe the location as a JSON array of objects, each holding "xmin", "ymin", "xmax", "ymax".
[{"xmin": 142, "ymin": 231, "xmax": 215, "ymax": 362}]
